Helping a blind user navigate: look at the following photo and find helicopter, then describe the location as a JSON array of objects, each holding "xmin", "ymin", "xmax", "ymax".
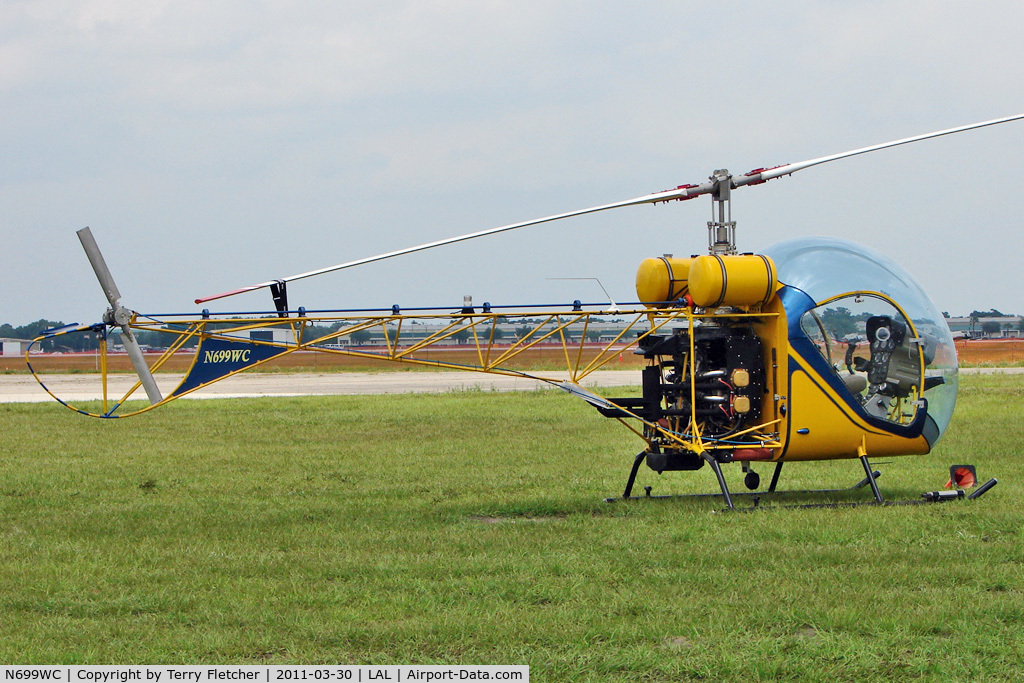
[{"xmin": 28, "ymin": 114, "xmax": 1023, "ymax": 509}]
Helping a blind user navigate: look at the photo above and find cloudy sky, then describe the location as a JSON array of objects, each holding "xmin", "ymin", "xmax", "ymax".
[{"xmin": 3, "ymin": 1, "xmax": 1023, "ymax": 326}]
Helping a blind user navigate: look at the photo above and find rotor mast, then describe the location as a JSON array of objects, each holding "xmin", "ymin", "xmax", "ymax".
[{"xmin": 707, "ymin": 170, "xmax": 736, "ymax": 255}]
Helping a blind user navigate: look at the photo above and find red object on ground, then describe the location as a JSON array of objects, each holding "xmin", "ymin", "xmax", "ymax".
[{"xmin": 945, "ymin": 465, "xmax": 977, "ymax": 489}]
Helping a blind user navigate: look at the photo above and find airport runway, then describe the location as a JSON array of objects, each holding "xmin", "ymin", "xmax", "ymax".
[
  {"xmin": 2, "ymin": 367, "xmax": 1018, "ymax": 404},
  {"xmin": 0, "ymin": 370, "xmax": 640, "ymax": 403}
]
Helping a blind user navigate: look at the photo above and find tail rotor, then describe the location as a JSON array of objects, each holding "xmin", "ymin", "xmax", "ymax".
[{"xmin": 76, "ymin": 227, "xmax": 163, "ymax": 405}]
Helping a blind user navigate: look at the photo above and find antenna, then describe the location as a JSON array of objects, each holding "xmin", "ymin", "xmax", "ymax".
[{"xmin": 548, "ymin": 278, "xmax": 620, "ymax": 313}]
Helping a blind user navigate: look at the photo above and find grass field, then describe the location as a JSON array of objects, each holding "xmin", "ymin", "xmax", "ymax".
[{"xmin": 2, "ymin": 375, "xmax": 1023, "ymax": 680}]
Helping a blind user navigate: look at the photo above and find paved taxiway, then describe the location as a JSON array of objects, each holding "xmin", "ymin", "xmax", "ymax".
[
  {"xmin": 1, "ymin": 367, "xmax": 1018, "ymax": 404},
  {"xmin": 0, "ymin": 370, "xmax": 641, "ymax": 403}
]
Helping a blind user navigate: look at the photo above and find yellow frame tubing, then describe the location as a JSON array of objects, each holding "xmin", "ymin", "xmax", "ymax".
[
  {"xmin": 99, "ymin": 333, "xmax": 108, "ymax": 413},
  {"xmin": 27, "ymin": 304, "xmax": 793, "ymax": 472},
  {"xmin": 34, "ymin": 306, "xmax": 742, "ymax": 419}
]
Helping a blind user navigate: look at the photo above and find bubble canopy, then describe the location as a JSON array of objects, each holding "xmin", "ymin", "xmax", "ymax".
[{"xmin": 763, "ymin": 236, "xmax": 958, "ymax": 444}]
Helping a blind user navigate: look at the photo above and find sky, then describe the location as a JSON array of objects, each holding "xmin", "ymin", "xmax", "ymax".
[{"xmin": 3, "ymin": 1, "xmax": 1024, "ymax": 327}]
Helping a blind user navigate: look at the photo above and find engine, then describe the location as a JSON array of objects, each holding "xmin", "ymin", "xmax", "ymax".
[{"xmin": 598, "ymin": 323, "xmax": 766, "ymax": 471}]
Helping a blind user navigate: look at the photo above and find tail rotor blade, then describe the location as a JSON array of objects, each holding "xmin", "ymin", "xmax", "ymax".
[{"xmin": 77, "ymin": 227, "xmax": 163, "ymax": 405}]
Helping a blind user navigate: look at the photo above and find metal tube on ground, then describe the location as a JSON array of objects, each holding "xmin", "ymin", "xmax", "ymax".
[{"xmin": 967, "ymin": 478, "xmax": 998, "ymax": 500}]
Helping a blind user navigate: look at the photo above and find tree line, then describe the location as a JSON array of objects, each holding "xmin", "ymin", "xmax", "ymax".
[
  {"xmin": 0, "ymin": 320, "xmax": 197, "ymax": 352},
  {"xmin": 6, "ymin": 308, "xmax": 1017, "ymax": 352},
  {"xmin": 0, "ymin": 320, "xmax": 93, "ymax": 352}
]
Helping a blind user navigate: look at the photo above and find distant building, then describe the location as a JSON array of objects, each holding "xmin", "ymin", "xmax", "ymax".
[
  {"xmin": 1, "ymin": 338, "xmax": 33, "ymax": 356},
  {"xmin": 946, "ymin": 316, "xmax": 1022, "ymax": 339},
  {"xmin": 248, "ymin": 329, "xmax": 294, "ymax": 344}
]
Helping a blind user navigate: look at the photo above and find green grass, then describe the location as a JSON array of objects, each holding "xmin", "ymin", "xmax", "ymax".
[
  {"xmin": 961, "ymin": 360, "xmax": 1024, "ymax": 368},
  {"xmin": 2, "ymin": 376, "xmax": 1023, "ymax": 680}
]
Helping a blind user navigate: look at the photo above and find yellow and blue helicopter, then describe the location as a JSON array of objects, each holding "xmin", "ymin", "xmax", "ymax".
[{"xmin": 29, "ymin": 115, "xmax": 1021, "ymax": 508}]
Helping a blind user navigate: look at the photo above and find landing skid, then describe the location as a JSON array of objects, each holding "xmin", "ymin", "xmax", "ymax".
[{"xmin": 607, "ymin": 453, "xmax": 889, "ymax": 509}]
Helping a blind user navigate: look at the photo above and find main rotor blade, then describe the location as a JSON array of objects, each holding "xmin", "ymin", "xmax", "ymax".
[
  {"xmin": 194, "ymin": 185, "xmax": 706, "ymax": 304},
  {"xmin": 736, "ymin": 113, "xmax": 1024, "ymax": 187},
  {"xmin": 196, "ymin": 113, "xmax": 1024, "ymax": 305}
]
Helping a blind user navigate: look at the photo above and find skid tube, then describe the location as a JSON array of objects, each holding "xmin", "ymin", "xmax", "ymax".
[
  {"xmin": 606, "ymin": 456, "xmax": 892, "ymax": 509},
  {"xmin": 607, "ymin": 456, "xmax": 999, "ymax": 510}
]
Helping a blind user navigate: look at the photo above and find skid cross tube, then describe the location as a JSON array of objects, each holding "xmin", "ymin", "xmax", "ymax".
[
  {"xmin": 859, "ymin": 455, "xmax": 884, "ymax": 503},
  {"xmin": 705, "ymin": 455, "xmax": 735, "ymax": 510},
  {"xmin": 621, "ymin": 452, "xmax": 647, "ymax": 499},
  {"xmin": 768, "ymin": 461, "xmax": 784, "ymax": 493}
]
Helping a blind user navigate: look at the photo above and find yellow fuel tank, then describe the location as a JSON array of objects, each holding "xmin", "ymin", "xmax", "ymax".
[
  {"xmin": 688, "ymin": 254, "xmax": 778, "ymax": 308},
  {"xmin": 635, "ymin": 256, "xmax": 693, "ymax": 307}
]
